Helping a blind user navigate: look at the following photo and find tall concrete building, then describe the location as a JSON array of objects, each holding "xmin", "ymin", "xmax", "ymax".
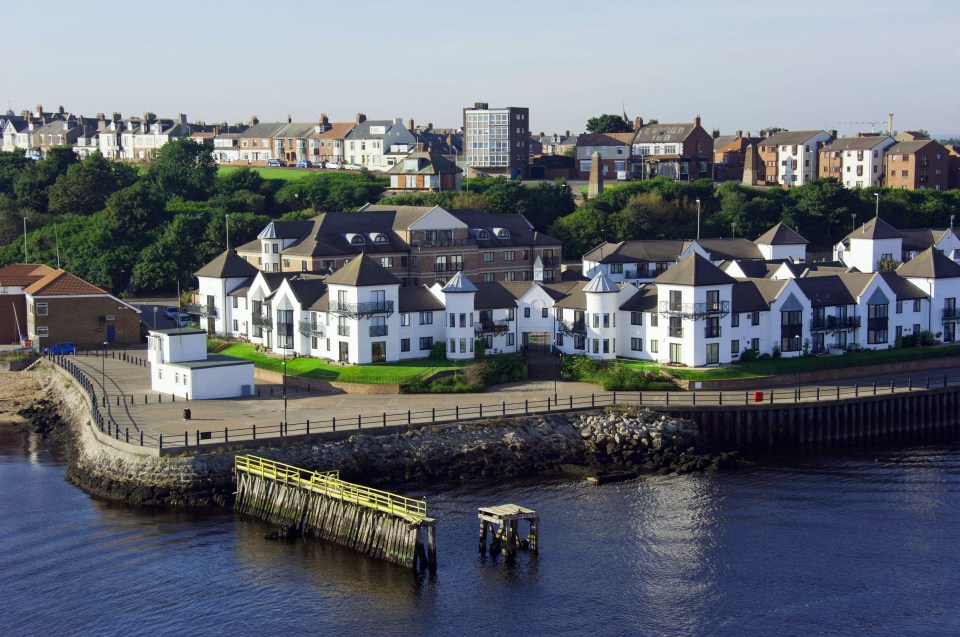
[{"xmin": 462, "ymin": 102, "xmax": 529, "ymax": 179}]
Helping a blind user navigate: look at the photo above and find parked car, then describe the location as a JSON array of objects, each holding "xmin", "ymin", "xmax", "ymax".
[
  {"xmin": 343, "ymin": 163, "xmax": 363, "ymax": 171},
  {"xmin": 173, "ymin": 313, "xmax": 192, "ymax": 327},
  {"xmin": 44, "ymin": 342, "xmax": 76, "ymax": 355},
  {"xmin": 324, "ymin": 161, "xmax": 343, "ymax": 170},
  {"xmin": 296, "ymin": 160, "xmax": 313, "ymax": 168},
  {"xmin": 266, "ymin": 159, "xmax": 287, "ymax": 167},
  {"xmin": 163, "ymin": 306, "xmax": 181, "ymax": 319}
]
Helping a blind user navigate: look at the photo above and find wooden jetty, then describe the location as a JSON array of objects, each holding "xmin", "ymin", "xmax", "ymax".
[
  {"xmin": 234, "ymin": 455, "xmax": 436, "ymax": 570},
  {"xmin": 478, "ymin": 504, "xmax": 539, "ymax": 557}
]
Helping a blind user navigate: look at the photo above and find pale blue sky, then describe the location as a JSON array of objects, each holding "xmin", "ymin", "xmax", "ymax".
[{"xmin": 5, "ymin": 0, "xmax": 958, "ymax": 136}]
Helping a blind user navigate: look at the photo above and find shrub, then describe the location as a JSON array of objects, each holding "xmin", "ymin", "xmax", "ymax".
[
  {"xmin": 739, "ymin": 348, "xmax": 758, "ymax": 363},
  {"xmin": 474, "ymin": 339, "xmax": 485, "ymax": 360},
  {"xmin": 758, "ymin": 352, "xmax": 772, "ymax": 361},
  {"xmin": 901, "ymin": 334, "xmax": 917, "ymax": 347},
  {"xmin": 920, "ymin": 330, "xmax": 936, "ymax": 346},
  {"xmin": 772, "ymin": 347, "xmax": 782, "ymax": 359},
  {"xmin": 429, "ymin": 341, "xmax": 447, "ymax": 360}
]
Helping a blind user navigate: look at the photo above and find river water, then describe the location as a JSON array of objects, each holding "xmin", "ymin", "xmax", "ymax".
[{"xmin": 2, "ymin": 423, "xmax": 959, "ymax": 637}]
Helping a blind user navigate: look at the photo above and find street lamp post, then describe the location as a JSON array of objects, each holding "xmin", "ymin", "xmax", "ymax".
[
  {"xmin": 282, "ymin": 347, "xmax": 288, "ymax": 428},
  {"xmin": 118, "ymin": 306, "xmax": 127, "ymax": 357},
  {"xmin": 152, "ymin": 306, "xmax": 158, "ymax": 330},
  {"xmin": 874, "ymin": 192, "xmax": 880, "ymax": 218},
  {"xmin": 696, "ymin": 198, "xmax": 702, "ymax": 240},
  {"xmin": 101, "ymin": 341, "xmax": 108, "ymax": 404},
  {"xmin": 852, "ymin": 213, "xmax": 857, "ymax": 233}
]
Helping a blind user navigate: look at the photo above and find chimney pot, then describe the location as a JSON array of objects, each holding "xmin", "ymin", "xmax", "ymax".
[
  {"xmin": 635, "ymin": 116, "xmax": 643, "ymax": 130},
  {"xmin": 408, "ymin": 118, "xmax": 414, "ymax": 131},
  {"xmin": 695, "ymin": 114, "xmax": 702, "ymax": 127},
  {"xmin": 736, "ymin": 130, "xmax": 742, "ymax": 138},
  {"xmin": 356, "ymin": 112, "xmax": 366, "ymax": 124}
]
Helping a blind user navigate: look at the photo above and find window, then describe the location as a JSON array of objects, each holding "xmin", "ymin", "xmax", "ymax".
[
  {"xmin": 706, "ymin": 290, "xmax": 719, "ymax": 311},
  {"xmin": 732, "ymin": 313, "xmax": 740, "ymax": 327},
  {"xmin": 542, "ymin": 308, "xmax": 548, "ymax": 319},
  {"xmin": 602, "ymin": 339, "xmax": 610, "ymax": 354},
  {"xmin": 506, "ymin": 333, "xmax": 515, "ymax": 346},
  {"xmin": 896, "ymin": 301, "xmax": 903, "ymax": 314},
  {"xmin": 459, "ymin": 313, "xmax": 467, "ymax": 328},
  {"xmin": 705, "ymin": 343, "xmax": 719, "ymax": 365},
  {"xmin": 631, "ymin": 337, "xmax": 643, "ymax": 351},
  {"xmin": 630, "ymin": 312, "xmax": 643, "ymax": 325},
  {"xmin": 731, "ymin": 340, "xmax": 739, "ymax": 354},
  {"xmin": 483, "ymin": 273, "xmax": 495, "ymax": 283},
  {"xmin": 592, "ymin": 339, "xmax": 599, "ymax": 354},
  {"xmin": 36, "ymin": 326, "xmax": 49, "ymax": 337},
  {"xmin": 419, "ymin": 311, "xmax": 433, "ymax": 325},
  {"xmin": 460, "ymin": 338, "xmax": 467, "ymax": 353},
  {"xmin": 524, "ymin": 307, "xmax": 531, "ymax": 318},
  {"xmin": 651, "ymin": 340, "xmax": 659, "ymax": 353},
  {"xmin": 483, "ymin": 252, "xmax": 495, "ymax": 263},
  {"xmin": 751, "ymin": 312, "xmax": 760, "ymax": 326},
  {"xmin": 704, "ymin": 317, "xmax": 720, "ymax": 338},
  {"xmin": 273, "ymin": 244, "xmax": 279, "ymax": 253},
  {"xmin": 504, "ymin": 250, "xmax": 515, "ymax": 261},
  {"xmin": 913, "ymin": 299, "xmax": 921, "ymax": 312},
  {"xmin": 263, "ymin": 244, "xmax": 269, "ymax": 253},
  {"xmin": 610, "ymin": 264, "xmax": 623, "ymax": 274},
  {"xmin": 507, "ymin": 308, "xmax": 515, "ymax": 321},
  {"xmin": 301, "ymin": 260, "xmax": 307, "ymax": 271},
  {"xmin": 419, "ymin": 337, "xmax": 433, "ymax": 350},
  {"xmin": 380, "ymin": 257, "xmax": 393, "ymax": 268},
  {"xmin": 751, "ymin": 337, "xmax": 760, "ymax": 351},
  {"xmin": 669, "ymin": 290, "xmax": 682, "ymax": 311},
  {"xmin": 650, "ymin": 313, "xmax": 658, "ymax": 327},
  {"xmin": 400, "ymin": 339, "xmax": 410, "ymax": 352},
  {"xmin": 35, "ymin": 302, "xmax": 48, "ymax": 316},
  {"xmin": 401, "ymin": 313, "xmax": 410, "ymax": 326},
  {"xmin": 283, "ymin": 259, "xmax": 290, "ymax": 268}
]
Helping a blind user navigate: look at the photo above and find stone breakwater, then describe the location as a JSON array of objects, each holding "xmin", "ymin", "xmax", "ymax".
[{"xmin": 29, "ymin": 365, "xmax": 743, "ymax": 507}]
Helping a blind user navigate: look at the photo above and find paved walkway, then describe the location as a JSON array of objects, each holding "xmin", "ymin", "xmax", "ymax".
[{"xmin": 53, "ymin": 347, "xmax": 960, "ymax": 450}]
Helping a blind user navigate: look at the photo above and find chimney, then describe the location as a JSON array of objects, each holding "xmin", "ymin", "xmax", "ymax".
[
  {"xmin": 408, "ymin": 118, "xmax": 415, "ymax": 131},
  {"xmin": 57, "ymin": 105, "xmax": 65, "ymax": 115},
  {"xmin": 694, "ymin": 114, "xmax": 702, "ymax": 128},
  {"xmin": 35, "ymin": 104, "xmax": 43, "ymax": 118},
  {"xmin": 736, "ymin": 130, "xmax": 742, "ymax": 138},
  {"xmin": 635, "ymin": 116, "xmax": 643, "ymax": 130},
  {"xmin": 355, "ymin": 112, "xmax": 366, "ymax": 124},
  {"xmin": 828, "ymin": 129, "xmax": 838, "ymax": 139},
  {"xmin": 96, "ymin": 112, "xmax": 105, "ymax": 121},
  {"xmin": 111, "ymin": 112, "xmax": 121, "ymax": 123},
  {"xmin": 427, "ymin": 122, "xmax": 432, "ymax": 130},
  {"xmin": 712, "ymin": 129, "xmax": 720, "ymax": 139},
  {"xmin": 249, "ymin": 115, "xmax": 259, "ymax": 125},
  {"xmin": 287, "ymin": 114, "xmax": 292, "ymax": 124},
  {"xmin": 565, "ymin": 130, "xmax": 570, "ymax": 138},
  {"xmin": 320, "ymin": 113, "xmax": 329, "ymax": 125}
]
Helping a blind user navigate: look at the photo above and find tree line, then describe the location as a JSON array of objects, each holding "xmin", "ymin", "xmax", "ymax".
[{"xmin": 0, "ymin": 141, "xmax": 386, "ymax": 294}]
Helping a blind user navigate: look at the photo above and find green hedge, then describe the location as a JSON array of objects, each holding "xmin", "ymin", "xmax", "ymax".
[
  {"xmin": 562, "ymin": 355, "xmax": 678, "ymax": 391},
  {"xmin": 402, "ymin": 354, "xmax": 525, "ymax": 393}
]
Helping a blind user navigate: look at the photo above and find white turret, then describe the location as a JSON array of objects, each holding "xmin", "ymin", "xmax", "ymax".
[
  {"xmin": 440, "ymin": 271, "xmax": 478, "ymax": 360},
  {"xmin": 583, "ymin": 271, "xmax": 619, "ymax": 360}
]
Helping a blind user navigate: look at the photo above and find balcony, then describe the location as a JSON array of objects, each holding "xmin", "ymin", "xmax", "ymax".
[
  {"xmin": 540, "ymin": 256, "xmax": 560, "ymax": 267},
  {"xmin": 475, "ymin": 319, "xmax": 511, "ymax": 335},
  {"xmin": 704, "ymin": 326, "xmax": 721, "ymax": 338},
  {"xmin": 557, "ymin": 319, "xmax": 586, "ymax": 336},
  {"xmin": 668, "ymin": 326, "xmax": 683, "ymax": 338},
  {"xmin": 411, "ymin": 237, "xmax": 477, "ymax": 249},
  {"xmin": 252, "ymin": 314, "xmax": 272, "ymax": 330},
  {"xmin": 943, "ymin": 308, "xmax": 958, "ymax": 321},
  {"xmin": 434, "ymin": 264, "xmax": 464, "ymax": 273},
  {"xmin": 659, "ymin": 300, "xmax": 729, "ymax": 320},
  {"xmin": 298, "ymin": 320, "xmax": 324, "ymax": 336},
  {"xmin": 276, "ymin": 323, "xmax": 294, "ymax": 338},
  {"xmin": 369, "ymin": 325, "xmax": 388, "ymax": 337},
  {"xmin": 187, "ymin": 303, "xmax": 218, "ymax": 318},
  {"xmin": 337, "ymin": 325, "xmax": 350, "ymax": 337},
  {"xmin": 328, "ymin": 300, "xmax": 394, "ymax": 319},
  {"xmin": 810, "ymin": 316, "xmax": 861, "ymax": 332}
]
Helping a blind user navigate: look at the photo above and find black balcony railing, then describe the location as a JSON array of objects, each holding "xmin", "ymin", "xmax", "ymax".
[
  {"xmin": 540, "ymin": 256, "xmax": 560, "ymax": 267},
  {"xmin": 668, "ymin": 327, "xmax": 683, "ymax": 338},
  {"xmin": 659, "ymin": 300, "xmax": 729, "ymax": 319},
  {"xmin": 337, "ymin": 325, "xmax": 350, "ymax": 336},
  {"xmin": 252, "ymin": 314, "xmax": 272, "ymax": 330},
  {"xmin": 433, "ymin": 264, "xmax": 464, "ymax": 273},
  {"xmin": 298, "ymin": 320, "xmax": 324, "ymax": 336},
  {"xmin": 369, "ymin": 325, "xmax": 388, "ymax": 337},
  {"xmin": 276, "ymin": 323, "xmax": 294, "ymax": 338},
  {"xmin": 474, "ymin": 319, "xmax": 511, "ymax": 335},
  {"xmin": 810, "ymin": 316, "xmax": 861, "ymax": 331},
  {"xmin": 557, "ymin": 319, "xmax": 587, "ymax": 335},
  {"xmin": 943, "ymin": 308, "xmax": 959, "ymax": 321},
  {"xmin": 328, "ymin": 300, "xmax": 394, "ymax": 318},
  {"xmin": 411, "ymin": 237, "xmax": 476, "ymax": 248},
  {"xmin": 187, "ymin": 303, "xmax": 218, "ymax": 318},
  {"xmin": 704, "ymin": 326, "xmax": 721, "ymax": 338}
]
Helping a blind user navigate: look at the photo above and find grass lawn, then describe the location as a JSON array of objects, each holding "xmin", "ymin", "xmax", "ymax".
[
  {"xmin": 217, "ymin": 166, "xmax": 316, "ymax": 182},
  {"xmin": 218, "ymin": 343, "xmax": 466, "ymax": 384},
  {"xmin": 620, "ymin": 343, "xmax": 960, "ymax": 381}
]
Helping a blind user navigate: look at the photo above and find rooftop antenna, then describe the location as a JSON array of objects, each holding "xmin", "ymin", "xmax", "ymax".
[{"xmin": 53, "ymin": 222, "xmax": 61, "ymax": 268}]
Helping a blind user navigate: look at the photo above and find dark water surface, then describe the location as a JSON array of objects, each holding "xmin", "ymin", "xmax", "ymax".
[{"xmin": 2, "ymin": 423, "xmax": 959, "ymax": 637}]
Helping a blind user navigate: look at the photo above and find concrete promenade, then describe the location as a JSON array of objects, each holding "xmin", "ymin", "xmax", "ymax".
[{"xmin": 52, "ymin": 346, "xmax": 960, "ymax": 451}]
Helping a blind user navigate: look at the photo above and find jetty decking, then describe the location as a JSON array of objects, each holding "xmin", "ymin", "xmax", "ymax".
[
  {"xmin": 478, "ymin": 504, "xmax": 539, "ymax": 557},
  {"xmin": 234, "ymin": 455, "xmax": 436, "ymax": 570}
]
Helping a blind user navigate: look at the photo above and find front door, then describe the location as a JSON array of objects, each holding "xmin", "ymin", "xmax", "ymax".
[
  {"xmin": 106, "ymin": 325, "xmax": 116, "ymax": 343},
  {"xmin": 705, "ymin": 343, "xmax": 719, "ymax": 365},
  {"xmin": 669, "ymin": 342, "xmax": 682, "ymax": 364},
  {"xmin": 371, "ymin": 341, "xmax": 386, "ymax": 363},
  {"xmin": 339, "ymin": 341, "xmax": 349, "ymax": 363}
]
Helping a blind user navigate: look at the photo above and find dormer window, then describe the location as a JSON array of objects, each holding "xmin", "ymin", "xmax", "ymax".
[
  {"xmin": 371, "ymin": 233, "xmax": 387, "ymax": 244},
  {"xmin": 346, "ymin": 233, "xmax": 364, "ymax": 245},
  {"xmin": 477, "ymin": 230, "xmax": 490, "ymax": 239},
  {"xmin": 494, "ymin": 228, "xmax": 510, "ymax": 239}
]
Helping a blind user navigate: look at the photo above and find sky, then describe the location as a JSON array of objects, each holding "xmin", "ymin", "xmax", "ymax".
[{"xmin": 5, "ymin": 0, "xmax": 959, "ymax": 137}]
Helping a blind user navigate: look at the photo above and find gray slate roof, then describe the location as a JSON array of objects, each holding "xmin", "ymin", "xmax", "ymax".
[
  {"xmin": 845, "ymin": 217, "xmax": 904, "ymax": 241},
  {"xmin": 582, "ymin": 271, "xmax": 618, "ymax": 293},
  {"xmin": 398, "ymin": 286, "xmax": 444, "ymax": 312},
  {"xmin": 325, "ymin": 254, "xmax": 400, "ymax": 287},
  {"xmin": 754, "ymin": 223, "xmax": 808, "ymax": 246},
  {"xmin": 441, "ymin": 271, "xmax": 478, "ymax": 293},
  {"xmin": 897, "ymin": 247, "xmax": 960, "ymax": 279},
  {"xmin": 761, "ymin": 130, "xmax": 828, "ymax": 147},
  {"xmin": 653, "ymin": 253, "xmax": 736, "ymax": 286},
  {"xmin": 194, "ymin": 249, "xmax": 259, "ymax": 279}
]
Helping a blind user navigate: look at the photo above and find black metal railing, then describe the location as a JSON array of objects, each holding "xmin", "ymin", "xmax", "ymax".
[
  {"xmin": 329, "ymin": 300, "xmax": 394, "ymax": 318},
  {"xmin": 298, "ymin": 320, "xmax": 324, "ymax": 336},
  {"xmin": 810, "ymin": 316, "xmax": 861, "ymax": 331},
  {"xmin": 252, "ymin": 314, "xmax": 272, "ymax": 330},
  {"xmin": 337, "ymin": 325, "xmax": 350, "ymax": 336},
  {"xmin": 669, "ymin": 327, "xmax": 683, "ymax": 338},
  {"xmin": 276, "ymin": 323, "xmax": 294, "ymax": 338},
  {"xmin": 187, "ymin": 303, "xmax": 218, "ymax": 318},
  {"xmin": 943, "ymin": 308, "xmax": 959, "ymax": 321},
  {"xmin": 704, "ymin": 326, "xmax": 721, "ymax": 338},
  {"xmin": 475, "ymin": 319, "xmax": 510, "ymax": 335},
  {"xmin": 659, "ymin": 300, "xmax": 729, "ymax": 319},
  {"xmin": 369, "ymin": 325, "xmax": 388, "ymax": 337},
  {"xmin": 557, "ymin": 319, "xmax": 587, "ymax": 335}
]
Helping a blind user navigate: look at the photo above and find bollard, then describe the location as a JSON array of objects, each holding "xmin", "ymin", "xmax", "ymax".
[
  {"xmin": 837, "ymin": 385, "xmax": 840, "ymax": 400},
  {"xmin": 770, "ymin": 391, "xmax": 774, "ymax": 404},
  {"xmin": 613, "ymin": 391, "xmax": 617, "ymax": 405},
  {"xmin": 331, "ymin": 417, "xmax": 335, "ymax": 432},
  {"xmin": 639, "ymin": 391, "xmax": 643, "ymax": 406},
  {"xmin": 666, "ymin": 392, "xmax": 670, "ymax": 406},
  {"xmin": 225, "ymin": 427, "xmax": 229, "ymax": 442},
  {"xmin": 547, "ymin": 397, "xmax": 551, "ymax": 411},
  {"xmin": 383, "ymin": 412, "xmax": 386, "ymax": 428},
  {"xmin": 408, "ymin": 410, "xmax": 411, "ymax": 425},
  {"xmin": 159, "ymin": 395, "xmax": 162, "ymax": 403},
  {"xmin": 280, "ymin": 421, "xmax": 284, "ymax": 436},
  {"xmin": 140, "ymin": 431, "xmax": 143, "ymax": 446},
  {"xmin": 456, "ymin": 405, "xmax": 459, "ymax": 419},
  {"xmin": 909, "ymin": 378, "xmax": 913, "ymax": 391},
  {"xmin": 253, "ymin": 424, "xmax": 257, "ymax": 439},
  {"xmin": 816, "ymin": 387, "xmax": 820, "ymax": 401},
  {"xmin": 693, "ymin": 393, "xmax": 696, "ymax": 406},
  {"xmin": 855, "ymin": 384, "xmax": 859, "ymax": 397},
  {"xmin": 503, "ymin": 401, "xmax": 506, "ymax": 416},
  {"xmin": 116, "ymin": 396, "xmax": 119, "ymax": 406},
  {"xmin": 480, "ymin": 404, "xmax": 483, "ymax": 418},
  {"xmin": 173, "ymin": 394, "xmax": 176, "ymax": 403},
  {"xmin": 890, "ymin": 380, "xmax": 895, "ymax": 393},
  {"xmin": 569, "ymin": 395, "xmax": 573, "ymax": 409},
  {"xmin": 525, "ymin": 399, "xmax": 528, "ymax": 414},
  {"xmin": 184, "ymin": 431, "xmax": 188, "ymax": 447},
  {"xmin": 358, "ymin": 414, "xmax": 362, "ymax": 429},
  {"xmin": 872, "ymin": 382, "xmax": 876, "ymax": 396},
  {"xmin": 306, "ymin": 420, "xmax": 310, "ymax": 435},
  {"xmin": 591, "ymin": 394, "xmax": 595, "ymax": 407},
  {"xmin": 432, "ymin": 408, "xmax": 435, "ymax": 423},
  {"xmin": 159, "ymin": 433, "xmax": 163, "ymax": 450},
  {"xmin": 125, "ymin": 428, "xmax": 129, "ymax": 443},
  {"xmin": 196, "ymin": 430, "xmax": 200, "ymax": 445},
  {"xmin": 719, "ymin": 392, "xmax": 723, "ymax": 406}
]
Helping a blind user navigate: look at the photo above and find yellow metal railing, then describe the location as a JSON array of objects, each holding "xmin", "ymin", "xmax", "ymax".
[{"xmin": 235, "ymin": 455, "xmax": 428, "ymax": 522}]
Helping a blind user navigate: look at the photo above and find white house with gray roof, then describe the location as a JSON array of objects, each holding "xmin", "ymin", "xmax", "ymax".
[
  {"xmin": 761, "ymin": 130, "xmax": 834, "ymax": 187},
  {"xmin": 819, "ymin": 135, "xmax": 895, "ymax": 188},
  {"xmin": 344, "ymin": 117, "xmax": 418, "ymax": 170}
]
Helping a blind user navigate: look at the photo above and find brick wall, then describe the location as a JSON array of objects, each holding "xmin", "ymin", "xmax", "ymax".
[{"xmin": 29, "ymin": 297, "xmax": 140, "ymax": 348}]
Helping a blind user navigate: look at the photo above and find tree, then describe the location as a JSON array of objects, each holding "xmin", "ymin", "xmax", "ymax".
[
  {"xmin": 585, "ymin": 114, "xmax": 632, "ymax": 134},
  {"xmin": 876, "ymin": 256, "xmax": 902, "ymax": 272},
  {"xmin": 47, "ymin": 152, "xmax": 123, "ymax": 215},
  {"xmin": 148, "ymin": 138, "xmax": 216, "ymax": 201}
]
